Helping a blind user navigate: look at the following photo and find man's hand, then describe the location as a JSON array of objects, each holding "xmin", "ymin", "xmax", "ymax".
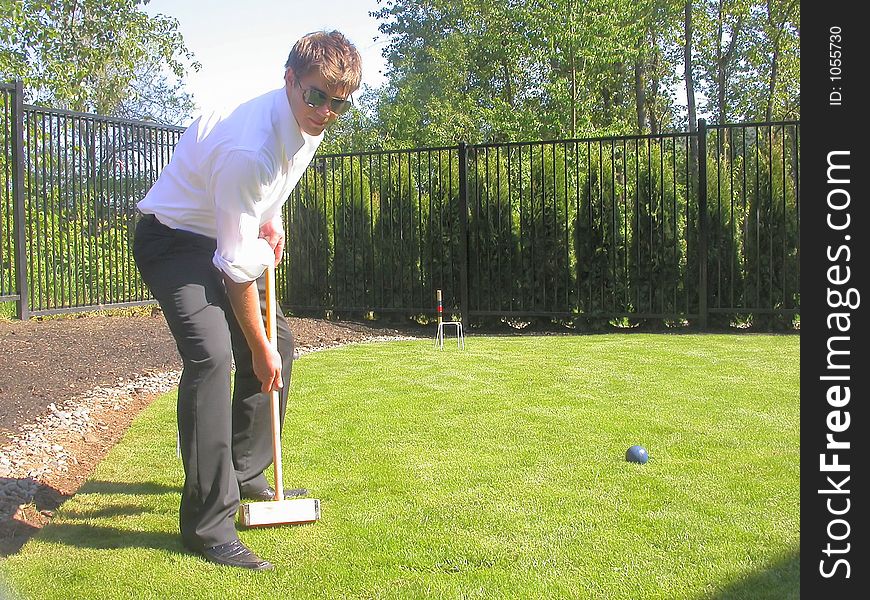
[
  {"xmin": 252, "ymin": 341, "xmax": 283, "ymax": 393},
  {"xmin": 259, "ymin": 220, "xmax": 285, "ymax": 266}
]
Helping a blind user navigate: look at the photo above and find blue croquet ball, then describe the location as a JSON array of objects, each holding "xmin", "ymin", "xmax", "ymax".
[{"xmin": 625, "ymin": 445, "xmax": 649, "ymax": 464}]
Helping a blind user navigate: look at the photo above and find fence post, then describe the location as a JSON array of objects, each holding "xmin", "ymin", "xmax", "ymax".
[
  {"xmin": 457, "ymin": 141, "xmax": 470, "ymax": 328},
  {"xmin": 11, "ymin": 80, "xmax": 29, "ymax": 320},
  {"xmin": 697, "ymin": 118, "xmax": 708, "ymax": 330}
]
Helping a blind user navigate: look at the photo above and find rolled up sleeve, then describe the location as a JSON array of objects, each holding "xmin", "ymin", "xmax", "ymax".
[{"xmin": 210, "ymin": 151, "xmax": 275, "ymax": 283}]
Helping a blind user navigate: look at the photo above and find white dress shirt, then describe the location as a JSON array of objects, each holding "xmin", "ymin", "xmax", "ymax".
[{"xmin": 137, "ymin": 88, "xmax": 323, "ymax": 283}]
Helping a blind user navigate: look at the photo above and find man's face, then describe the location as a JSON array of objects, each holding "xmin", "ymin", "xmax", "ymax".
[{"xmin": 284, "ymin": 68, "xmax": 352, "ymax": 137}]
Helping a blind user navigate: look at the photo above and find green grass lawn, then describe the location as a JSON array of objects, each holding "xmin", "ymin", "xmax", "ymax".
[{"xmin": 0, "ymin": 334, "xmax": 799, "ymax": 600}]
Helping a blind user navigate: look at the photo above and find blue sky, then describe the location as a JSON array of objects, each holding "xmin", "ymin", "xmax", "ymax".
[{"xmin": 142, "ymin": 0, "xmax": 389, "ymax": 123}]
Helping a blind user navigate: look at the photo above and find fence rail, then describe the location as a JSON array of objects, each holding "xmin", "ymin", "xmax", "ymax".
[{"xmin": 1, "ymin": 82, "xmax": 800, "ymax": 328}]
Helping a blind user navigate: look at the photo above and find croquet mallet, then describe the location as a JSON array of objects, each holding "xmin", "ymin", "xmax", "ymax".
[{"xmin": 237, "ymin": 263, "xmax": 320, "ymax": 527}]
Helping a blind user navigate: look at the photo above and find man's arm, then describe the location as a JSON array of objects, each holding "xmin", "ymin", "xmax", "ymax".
[
  {"xmin": 208, "ymin": 151, "xmax": 285, "ymax": 393},
  {"xmin": 223, "ymin": 276, "xmax": 282, "ymax": 393}
]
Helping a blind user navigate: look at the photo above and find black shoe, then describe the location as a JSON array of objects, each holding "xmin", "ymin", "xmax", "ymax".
[
  {"xmin": 197, "ymin": 539, "xmax": 275, "ymax": 571},
  {"xmin": 240, "ymin": 486, "xmax": 308, "ymax": 501}
]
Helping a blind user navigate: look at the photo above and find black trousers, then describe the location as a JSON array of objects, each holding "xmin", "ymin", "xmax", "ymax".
[{"xmin": 133, "ymin": 214, "xmax": 294, "ymax": 549}]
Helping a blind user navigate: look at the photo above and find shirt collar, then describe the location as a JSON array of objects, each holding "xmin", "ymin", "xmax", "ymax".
[{"xmin": 274, "ymin": 87, "xmax": 324, "ymax": 165}]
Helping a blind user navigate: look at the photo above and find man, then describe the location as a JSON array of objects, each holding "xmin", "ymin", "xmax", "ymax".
[{"xmin": 133, "ymin": 30, "xmax": 362, "ymax": 571}]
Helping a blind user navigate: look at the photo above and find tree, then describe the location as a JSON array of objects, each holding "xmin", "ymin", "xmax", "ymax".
[
  {"xmin": 321, "ymin": 0, "xmax": 800, "ymax": 157},
  {"xmin": 371, "ymin": 0, "xmax": 555, "ymax": 145},
  {"xmin": 0, "ymin": 0, "xmax": 199, "ymax": 124},
  {"xmin": 739, "ymin": 0, "xmax": 800, "ymax": 121},
  {"xmin": 688, "ymin": 0, "xmax": 798, "ymax": 124}
]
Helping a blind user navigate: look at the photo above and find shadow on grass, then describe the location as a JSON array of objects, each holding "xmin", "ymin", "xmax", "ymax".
[
  {"xmin": 16, "ymin": 479, "xmax": 185, "ymax": 554},
  {"xmin": 61, "ymin": 504, "xmax": 163, "ymax": 520},
  {"xmin": 0, "ymin": 478, "xmax": 181, "ymax": 557},
  {"xmin": 33, "ymin": 522, "xmax": 182, "ymax": 552},
  {"xmin": 0, "ymin": 476, "xmax": 69, "ymax": 557},
  {"xmin": 699, "ymin": 548, "xmax": 800, "ymax": 599},
  {"xmin": 76, "ymin": 480, "xmax": 180, "ymax": 496},
  {"xmin": 0, "ymin": 518, "xmax": 41, "ymax": 557}
]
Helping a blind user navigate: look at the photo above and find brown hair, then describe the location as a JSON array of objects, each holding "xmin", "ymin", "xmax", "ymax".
[{"xmin": 285, "ymin": 30, "xmax": 362, "ymax": 94}]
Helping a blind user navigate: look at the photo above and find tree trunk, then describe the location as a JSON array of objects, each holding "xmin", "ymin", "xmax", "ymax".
[
  {"xmin": 684, "ymin": 0, "xmax": 698, "ymax": 193},
  {"xmin": 766, "ymin": 43, "xmax": 779, "ymax": 123},
  {"xmin": 648, "ymin": 43, "xmax": 662, "ymax": 135},
  {"xmin": 683, "ymin": 2, "xmax": 697, "ymax": 133},
  {"xmin": 715, "ymin": 2, "xmax": 743, "ymax": 124},
  {"xmin": 635, "ymin": 53, "xmax": 647, "ymax": 134}
]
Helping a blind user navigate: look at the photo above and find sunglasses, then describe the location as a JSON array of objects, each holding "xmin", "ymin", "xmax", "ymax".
[{"xmin": 296, "ymin": 80, "xmax": 353, "ymax": 115}]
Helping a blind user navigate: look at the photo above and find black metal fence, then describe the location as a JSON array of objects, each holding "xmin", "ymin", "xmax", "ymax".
[
  {"xmin": 1, "ymin": 81, "xmax": 799, "ymax": 328},
  {"xmin": 1, "ymin": 82, "xmax": 183, "ymax": 318},
  {"xmin": 286, "ymin": 121, "xmax": 799, "ymax": 328}
]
